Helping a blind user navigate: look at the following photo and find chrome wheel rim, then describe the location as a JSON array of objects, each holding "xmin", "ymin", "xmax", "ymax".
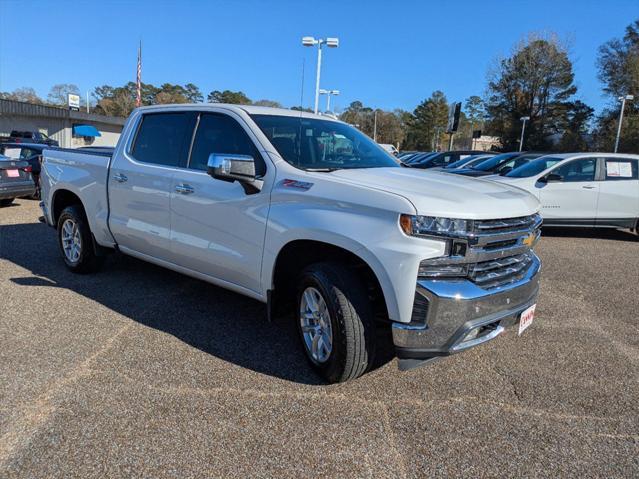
[
  {"xmin": 299, "ymin": 287, "xmax": 333, "ymax": 364},
  {"xmin": 61, "ymin": 218, "xmax": 82, "ymax": 263}
]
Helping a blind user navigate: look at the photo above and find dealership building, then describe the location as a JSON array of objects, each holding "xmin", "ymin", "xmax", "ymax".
[{"xmin": 0, "ymin": 99, "xmax": 125, "ymax": 148}]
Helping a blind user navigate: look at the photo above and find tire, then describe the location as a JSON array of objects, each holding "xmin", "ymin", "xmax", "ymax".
[
  {"xmin": 57, "ymin": 205, "xmax": 103, "ymax": 273},
  {"xmin": 0, "ymin": 198, "xmax": 14, "ymax": 207},
  {"xmin": 296, "ymin": 262, "xmax": 376, "ymax": 383}
]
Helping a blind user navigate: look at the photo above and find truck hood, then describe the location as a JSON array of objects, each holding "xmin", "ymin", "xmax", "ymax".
[{"xmin": 329, "ymin": 167, "xmax": 539, "ymax": 219}]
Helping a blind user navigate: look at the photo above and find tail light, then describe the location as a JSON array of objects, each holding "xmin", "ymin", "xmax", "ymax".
[{"xmin": 22, "ymin": 165, "xmax": 33, "ymax": 173}]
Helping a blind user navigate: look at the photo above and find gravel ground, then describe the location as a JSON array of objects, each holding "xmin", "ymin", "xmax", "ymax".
[{"xmin": 1, "ymin": 199, "xmax": 638, "ymax": 478}]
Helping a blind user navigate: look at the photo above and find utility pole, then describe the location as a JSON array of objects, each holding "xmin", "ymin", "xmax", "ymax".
[
  {"xmin": 373, "ymin": 110, "xmax": 378, "ymax": 142},
  {"xmin": 614, "ymin": 95, "xmax": 634, "ymax": 153},
  {"xmin": 519, "ymin": 116, "xmax": 530, "ymax": 152}
]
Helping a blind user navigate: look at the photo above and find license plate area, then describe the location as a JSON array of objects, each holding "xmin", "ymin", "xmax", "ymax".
[
  {"xmin": 6, "ymin": 169, "xmax": 19, "ymax": 178},
  {"xmin": 518, "ymin": 304, "xmax": 536, "ymax": 335}
]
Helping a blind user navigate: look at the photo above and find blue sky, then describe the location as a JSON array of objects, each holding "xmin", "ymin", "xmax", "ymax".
[{"xmin": 0, "ymin": 0, "xmax": 636, "ymax": 114}]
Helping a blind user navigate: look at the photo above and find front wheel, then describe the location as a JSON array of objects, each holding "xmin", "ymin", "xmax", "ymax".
[
  {"xmin": 297, "ymin": 262, "xmax": 376, "ymax": 383},
  {"xmin": 57, "ymin": 205, "xmax": 103, "ymax": 273}
]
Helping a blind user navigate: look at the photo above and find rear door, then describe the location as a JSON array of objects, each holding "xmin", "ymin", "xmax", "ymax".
[
  {"xmin": 538, "ymin": 157, "xmax": 599, "ymax": 224},
  {"xmin": 108, "ymin": 111, "xmax": 197, "ymax": 260},
  {"xmin": 596, "ymin": 157, "xmax": 639, "ymax": 227}
]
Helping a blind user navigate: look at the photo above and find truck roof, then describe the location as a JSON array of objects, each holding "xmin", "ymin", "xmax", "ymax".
[{"xmin": 133, "ymin": 103, "xmax": 341, "ymax": 122}]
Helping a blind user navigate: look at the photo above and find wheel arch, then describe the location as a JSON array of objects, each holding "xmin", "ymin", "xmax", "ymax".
[{"xmin": 268, "ymin": 238, "xmax": 398, "ymax": 322}]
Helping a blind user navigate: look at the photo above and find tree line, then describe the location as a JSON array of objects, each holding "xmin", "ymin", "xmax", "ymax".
[{"xmin": 1, "ymin": 19, "xmax": 637, "ymax": 152}]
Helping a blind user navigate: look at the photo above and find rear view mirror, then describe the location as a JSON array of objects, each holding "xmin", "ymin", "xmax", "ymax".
[
  {"xmin": 539, "ymin": 173, "xmax": 563, "ymax": 183},
  {"xmin": 207, "ymin": 153, "xmax": 256, "ymax": 184}
]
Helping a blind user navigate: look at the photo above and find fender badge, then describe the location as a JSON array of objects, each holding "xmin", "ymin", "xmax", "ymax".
[{"xmin": 281, "ymin": 179, "xmax": 313, "ymax": 190}]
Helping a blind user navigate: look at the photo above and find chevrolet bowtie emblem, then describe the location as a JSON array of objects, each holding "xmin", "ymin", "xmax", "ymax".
[{"xmin": 522, "ymin": 233, "xmax": 535, "ymax": 247}]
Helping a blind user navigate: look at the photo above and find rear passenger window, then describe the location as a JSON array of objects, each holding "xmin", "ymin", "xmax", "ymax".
[
  {"xmin": 131, "ymin": 112, "xmax": 196, "ymax": 167},
  {"xmin": 552, "ymin": 158, "xmax": 596, "ymax": 182},
  {"xmin": 189, "ymin": 113, "xmax": 265, "ymax": 176},
  {"xmin": 604, "ymin": 158, "xmax": 638, "ymax": 180}
]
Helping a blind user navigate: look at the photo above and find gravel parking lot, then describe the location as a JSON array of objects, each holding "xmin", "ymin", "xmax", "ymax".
[{"xmin": 1, "ymin": 199, "xmax": 638, "ymax": 478}]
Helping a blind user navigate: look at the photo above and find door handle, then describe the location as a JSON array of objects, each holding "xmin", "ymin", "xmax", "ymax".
[
  {"xmin": 175, "ymin": 183, "xmax": 194, "ymax": 194},
  {"xmin": 582, "ymin": 185, "xmax": 596, "ymax": 189},
  {"xmin": 112, "ymin": 173, "xmax": 128, "ymax": 183}
]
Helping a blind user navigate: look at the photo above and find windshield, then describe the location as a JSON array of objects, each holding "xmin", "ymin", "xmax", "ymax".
[
  {"xmin": 471, "ymin": 152, "xmax": 520, "ymax": 171},
  {"xmin": 505, "ymin": 156, "xmax": 563, "ymax": 178},
  {"xmin": 251, "ymin": 114, "xmax": 398, "ymax": 170}
]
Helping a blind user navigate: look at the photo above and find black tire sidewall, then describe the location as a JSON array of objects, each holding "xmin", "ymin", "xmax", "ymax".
[{"xmin": 296, "ymin": 263, "xmax": 373, "ymax": 383}]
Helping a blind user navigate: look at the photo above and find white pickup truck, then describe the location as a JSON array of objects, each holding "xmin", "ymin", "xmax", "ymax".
[{"xmin": 40, "ymin": 104, "xmax": 542, "ymax": 383}]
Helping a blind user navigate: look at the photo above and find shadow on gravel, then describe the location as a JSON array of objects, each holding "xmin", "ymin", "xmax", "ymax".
[
  {"xmin": 541, "ymin": 226, "xmax": 638, "ymax": 242},
  {"xmin": 3, "ymin": 222, "xmax": 395, "ymax": 385}
]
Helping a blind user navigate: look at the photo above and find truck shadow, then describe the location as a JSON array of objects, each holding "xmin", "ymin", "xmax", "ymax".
[
  {"xmin": 541, "ymin": 226, "xmax": 638, "ymax": 242},
  {"xmin": 4, "ymin": 222, "xmax": 394, "ymax": 385}
]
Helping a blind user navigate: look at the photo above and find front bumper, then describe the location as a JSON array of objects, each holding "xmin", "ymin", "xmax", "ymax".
[
  {"xmin": 392, "ymin": 253, "xmax": 540, "ymax": 370},
  {"xmin": 0, "ymin": 181, "xmax": 35, "ymax": 200}
]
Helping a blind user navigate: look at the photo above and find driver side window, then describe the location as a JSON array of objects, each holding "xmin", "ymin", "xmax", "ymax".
[
  {"xmin": 551, "ymin": 158, "xmax": 596, "ymax": 182},
  {"xmin": 189, "ymin": 113, "xmax": 265, "ymax": 176}
]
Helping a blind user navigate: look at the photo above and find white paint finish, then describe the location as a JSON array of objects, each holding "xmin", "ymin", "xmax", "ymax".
[
  {"xmin": 108, "ymin": 153, "xmax": 174, "ymax": 260},
  {"xmin": 42, "ymin": 104, "xmax": 542, "ymax": 325},
  {"xmin": 169, "ymin": 169, "xmax": 270, "ymax": 294},
  {"xmin": 492, "ymin": 153, "xmax": 639, "ymax": 224}
]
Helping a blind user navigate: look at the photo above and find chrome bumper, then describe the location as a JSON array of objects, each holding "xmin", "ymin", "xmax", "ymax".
[{"xmin": 393, "ymin": 253, "xmax": 540, "ymax": 370}]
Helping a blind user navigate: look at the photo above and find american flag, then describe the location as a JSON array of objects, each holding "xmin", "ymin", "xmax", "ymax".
[{"xmin": 136, "ymin": 41, "xmax": 142, "ymax": 108}]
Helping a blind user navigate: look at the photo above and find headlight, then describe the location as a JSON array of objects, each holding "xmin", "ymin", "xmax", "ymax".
[{"xmin": 400, "ymin": 214, "xmax": 472, "ymax": 237}]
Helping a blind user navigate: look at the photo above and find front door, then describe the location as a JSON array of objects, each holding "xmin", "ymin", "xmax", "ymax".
[
  {"xmin": 169, "ymin": 111, "xmax": 269, "ymax": 294},
  {"xmin": 109, "ymin": 111, "xmax": 196, "ymax": 259},
  {"xmin": 538, "ymin": 157, "xmax": 599, "ymax": 225}
]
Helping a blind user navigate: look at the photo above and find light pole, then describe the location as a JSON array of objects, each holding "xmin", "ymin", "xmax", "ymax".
[
  {"xmin": 373, "ymin": 110, "xmax": 378, "ymax": 142},
  {"xmin": 319, "ymin": 89, "xmax": 340, "ymax": 112},
  {"xmin": 302, "ymin": 36, "xmax": 339, "ymax": 114},
  {"xmin": 614, "ymin": 94, "xmax": 634, "ymax": 153},
  {"xmin": 519, "ymin": 116, "xmax": 530, "ymax": 152}
]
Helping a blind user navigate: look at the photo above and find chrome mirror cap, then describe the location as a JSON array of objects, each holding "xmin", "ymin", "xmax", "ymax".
[{"xmin": 207, "ymin": 153, "xmax": 256, "ymax": 183}]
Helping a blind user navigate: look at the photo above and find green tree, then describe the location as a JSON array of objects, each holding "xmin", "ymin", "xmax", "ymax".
[
  {"xmin": 184, "ymin": 83, "xmax": 204, "ymax": 103},
  {"xmin": 485, "ymin": 34, "xmax": 578, "ymax": 150},
  {"xmin": 207, "ymin": 90, "xmax": 251, "ymax": 104},
  {"xmin": 594, "ymin": 19, "xmax": 639, "ymax": 152},
  {"xmin": 556, "ymin": 101, "xmax": 594, "ymax": 152},
  {"xmin": 253, "ymin": 99, "xmax": 282, "ymax": 108},
  {"xmin": 405, "ymin": 91, "xmax": 449, "ymax": 151}
]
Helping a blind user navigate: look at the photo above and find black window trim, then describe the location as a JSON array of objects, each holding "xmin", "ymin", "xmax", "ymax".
[
  {"xmin": 545, "ymin": 156, "xmax": 600, "ymax": 183},
  {"xmin": 128, "ymin": 109, "xmax": 267, "ymax": 177}
]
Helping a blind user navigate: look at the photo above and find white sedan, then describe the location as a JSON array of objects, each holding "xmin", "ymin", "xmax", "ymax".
[{"xmin": 491, "ymin": 153, "xmax": 639, "ymax": 232}]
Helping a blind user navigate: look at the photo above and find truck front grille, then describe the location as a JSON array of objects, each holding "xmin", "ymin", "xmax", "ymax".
[{"xmin": 418, "ymin": 213, "xmax": 542, "ymax": 290}]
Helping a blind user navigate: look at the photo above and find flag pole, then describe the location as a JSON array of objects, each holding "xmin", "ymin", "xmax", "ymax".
[{"xmin": 136, "ymin": 40, "xmax": 142, "ymax": 108}]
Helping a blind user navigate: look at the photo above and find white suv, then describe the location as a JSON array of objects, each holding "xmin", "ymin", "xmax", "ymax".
[{"xmin": 492, "ymin": 153, "xmax": 639, "ymax": 232}]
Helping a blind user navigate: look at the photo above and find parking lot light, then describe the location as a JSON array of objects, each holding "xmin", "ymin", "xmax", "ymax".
[
  {"xmin": 319, "ymin": 89, "xmax": 340, "ymax": 112},
  {"xmin": 519, "ymin": 116, "xmax": 530, "ymax": 152},
  {"xmin": 302, "ymin": 36, "xmax": 340, "ymax": 114},
  {"xmin": 614, "ymin": 95, "xmax": 634, "ymax": 153}
]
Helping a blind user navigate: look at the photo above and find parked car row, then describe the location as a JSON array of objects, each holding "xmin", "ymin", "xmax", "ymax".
[
  {"xmin": 0, "ymin": 154, "xmax": 36, "ymax": 206},
  {"xmin": 0, "ymin": 130, "xmax": 59, "ymax": 146},
  {"xmin": 397, "ymin": 148, "xmax": 639, "ymax": 234}
]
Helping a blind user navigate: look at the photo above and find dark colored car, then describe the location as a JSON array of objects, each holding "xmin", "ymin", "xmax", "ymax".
[
  {"xmin": 409, "ymin": 150, "xmax": 486, "ymax": 169},
  {"xmin": 0, "ymin": 143, "xmax": 55, "ymax": 199},
  {"xmin": 0, "ymin": 154, "xmax": 35, "ymax": 206},
  {"xmin": 449, "ymin": 152, "xmax": 549, "ymax": 177},
  {"xmin": 440, "ymin": 153, "xmax": 496, "ymax": 170},
  {"xmin": 0, "ymin": 130, "xmax": 59, "ymax": 146}
]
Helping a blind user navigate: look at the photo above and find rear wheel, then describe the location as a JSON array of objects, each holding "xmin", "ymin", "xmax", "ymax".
[
  {"xmin": 57, "ymin": 205, "xmax": 103, "ymax": 273},
  {"xmin": 296, "ymin": 262, "xmax": 376, "ymax": 383},
  {"xmin": 0, "ymin": 198, "xmax": 14, "ymax": 207}
]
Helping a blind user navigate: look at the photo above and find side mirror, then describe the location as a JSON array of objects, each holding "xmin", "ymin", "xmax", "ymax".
[
  {"xmin": 539, "ymin": 173, "xmax": 563, "ymax": 183},
  {"xmin": 207, "ymin": 153, "xmax": 256, "ymax": 183}
]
